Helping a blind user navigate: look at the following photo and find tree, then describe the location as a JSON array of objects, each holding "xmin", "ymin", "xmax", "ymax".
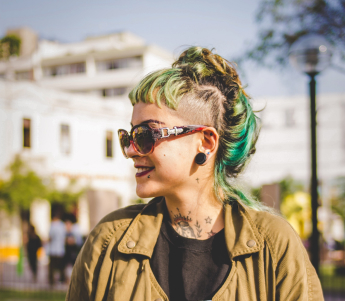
[
  {"xmin": 0, "ymin": 34, "xmax": 21, "ymax": 59},
  {"xmin": 0, "ymin": 156, "xmax": 85, "ymax": 274},
  {"xmin": 0, "ymin": 155, "xmax": 46, "ymax": 214},
  {"xmin": 46, "ymin": 178, "xmax": 85, "ymax": 216},
  {"xmin": 241, "ymin": 0, "xmax": 345, "ymax": 68},
  {"xmin": 0, "ymin": 155, "xmax": 84, "ymax": 217}
]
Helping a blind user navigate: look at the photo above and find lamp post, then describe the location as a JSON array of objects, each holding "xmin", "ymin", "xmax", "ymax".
[{"xmin": 289, "ymin": 34, "xmax": 332, "ymax": 275}]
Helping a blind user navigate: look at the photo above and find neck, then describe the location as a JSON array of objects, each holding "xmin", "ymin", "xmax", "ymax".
[{"xmin": 164, "ymin": 187, "xmax": 224, "ymax": 240}]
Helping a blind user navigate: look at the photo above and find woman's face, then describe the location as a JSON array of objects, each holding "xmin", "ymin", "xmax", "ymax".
[{"xmin": 128, "ymin": 102, "xmax": 203, "ymax": 199}]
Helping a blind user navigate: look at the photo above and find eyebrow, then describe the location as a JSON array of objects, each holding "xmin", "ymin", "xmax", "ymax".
[{"xmin": 130, "ymin": 119, "xmax": 166, "ymax": 127}]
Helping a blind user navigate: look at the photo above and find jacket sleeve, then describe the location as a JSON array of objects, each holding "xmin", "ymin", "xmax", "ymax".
[
  {"xmin": 271, "ymin": 216, "xmax": 324, "ymax": 301},
  {"xmin": 65, "ymin": 243, "xmax": 91, "ymax": 301},
  {"xmin": 65, "ymin": 205, "xmax": 142, "ymax": 301},
  {"xmin": 65, "ymin": 217, "xmax": 117, "ymax": 301}
]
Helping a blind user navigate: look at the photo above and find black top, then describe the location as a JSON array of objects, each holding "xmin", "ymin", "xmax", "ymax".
[{"xmin": 150, "ymin": 208, "xmax": 231, "ymax": 301}]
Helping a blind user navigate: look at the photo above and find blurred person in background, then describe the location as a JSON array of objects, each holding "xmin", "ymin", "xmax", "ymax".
[
  {"xmin": 64, "ymin": 214, "xmax": 83, "ymax": 282},
  {"xmin": 66, "ymin": 47, "xmax": 323, "ymax": 300},
  {"xmin": 26, "ymin": 224, "xmax": 42, "ymax": 281},
  {"xmin": 47, "ymin": 211, "xmax": 66, "ymax": 286}
]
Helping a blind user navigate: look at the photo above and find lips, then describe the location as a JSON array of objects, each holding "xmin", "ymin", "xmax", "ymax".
[{"xmin": 135, "ymin": 166, "xmax": 155, "ymax": 177}]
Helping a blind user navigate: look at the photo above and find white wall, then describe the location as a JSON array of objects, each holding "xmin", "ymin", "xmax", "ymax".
[
  {"xmin": 244, "ymin": 93, "xmax": 345, "ymax": 188},
  {"xmin": 0, "ymin": 81, "xmax": 136, "ymax": 206}
]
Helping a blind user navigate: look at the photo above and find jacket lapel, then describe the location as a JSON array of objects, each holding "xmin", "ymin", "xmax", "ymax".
[
  {"xmin": 118, "ymin": 197, "xmax": 165, "ymax": 257},
  {"xmin": 224, "ymin": 201, "xmax": 264, "ymax": 260}
]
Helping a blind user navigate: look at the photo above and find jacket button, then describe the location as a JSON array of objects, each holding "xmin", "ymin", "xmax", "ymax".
[
  {"xmin": 247, "ymin": 240, "xmax": 256, "ymax": 248},
  {"xmin": 126, "ymin": 241, "xmax": 136, "ymax": 249}
]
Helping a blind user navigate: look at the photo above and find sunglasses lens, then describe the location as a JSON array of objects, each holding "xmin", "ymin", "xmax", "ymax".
[
  {"xmin": 132, "ymin": 126, "xmax": 154, "ymax": 155},
  {"xmin": 118, "ymin": 130, "xmax": 130, "ymax": 157}
]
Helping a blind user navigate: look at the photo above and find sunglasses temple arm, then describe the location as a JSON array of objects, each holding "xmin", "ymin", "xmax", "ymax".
[{"xmin": 179, "ymin": 125, "xmax": 207, "ymax": 135}]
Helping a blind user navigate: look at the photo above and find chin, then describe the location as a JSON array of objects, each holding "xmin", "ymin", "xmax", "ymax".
[{"xmin": 136, "ymin": 183, "xmax": 163, "ymax": 199}]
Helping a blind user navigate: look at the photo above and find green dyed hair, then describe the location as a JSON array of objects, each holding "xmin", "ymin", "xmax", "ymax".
[{"xmin": 129, "ymin": 47, "xmax": 268, "ymax": 211}]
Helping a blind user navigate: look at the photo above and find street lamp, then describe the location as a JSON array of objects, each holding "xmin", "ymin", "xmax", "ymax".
[{"xmin": 289, "ymin": 34, "xmax": 332, "ymax": 275}]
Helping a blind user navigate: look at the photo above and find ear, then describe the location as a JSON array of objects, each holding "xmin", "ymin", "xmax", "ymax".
[{"xmin": 197, "ymin": 127, "xmax": 219, "ymax": 159}]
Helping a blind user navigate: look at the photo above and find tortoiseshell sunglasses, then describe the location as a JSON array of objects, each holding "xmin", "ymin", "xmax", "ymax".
[{"xmin": 118, "ymin": 124, "xmax": 207, "ymax": 158}]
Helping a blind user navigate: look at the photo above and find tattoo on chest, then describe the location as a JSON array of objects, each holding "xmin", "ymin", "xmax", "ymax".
[
  {"xmin": 205, "ymin": 216, "xmax": 212, "ymax": 224},
  {"xmin": 194, "ymin": 220, "xmax": 202, "ymax": 238}
]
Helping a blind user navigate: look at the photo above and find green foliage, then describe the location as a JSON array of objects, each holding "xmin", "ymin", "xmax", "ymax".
[
  {"xmin": 240, "ymin": 0, "xmax": 345, "ymax": 67},
  {"xmin": 0, "ymin": 289, "xmax": 66, "ymax": 301},
  {"xmin": 46, "ymin": 178, "xmax": 84, "ymax": 205},
  {"xmin": 0, "ymin": 155, "xmax": 84, "ymax": 215},
  {"xmin": 279, "ymin": 176, "xmax": 305, "ymax": 201},
  {"xmin": 0, "ymin": 155, "xmax": 46, "ymax": 212},
  {"xmin": 0, "ymin": 34, "xmax": 21, "ymax": 59}
]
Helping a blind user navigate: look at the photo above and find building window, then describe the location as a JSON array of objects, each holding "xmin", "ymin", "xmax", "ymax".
[
  {"xmin": 106, "ymin": 131, "xmax": 113, "ymax": 158},
  {"xmin": 23, "ymin": 118, "xmax": 31, "ymax": 148},
  {"xmin": 285, "ymin": 108, "xmax": 295, "ymax": 127},
  {"xmin": 96, "ymin": 56, "xmax": 142, "ymax": 71},
  {"xmin": 43, "ymin": 62, "xmax": 86, "ymax": 77},
  {"xmin": 60, "ymin": 124, "xmax": 71, "ymax": 155},
  {"xmin": 102, "ymin": 87, "xmax": 128, "ymax": 97}
]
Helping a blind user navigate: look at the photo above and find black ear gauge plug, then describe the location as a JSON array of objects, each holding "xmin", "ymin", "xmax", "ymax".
[{"xmin": 195, "ymin": 153, "xmax": 207, "ymax": 165}]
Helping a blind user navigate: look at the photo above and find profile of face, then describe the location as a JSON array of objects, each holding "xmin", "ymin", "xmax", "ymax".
[{"xmin": 127, "ymin": 102, "xmax": 216, "ymax": 199}]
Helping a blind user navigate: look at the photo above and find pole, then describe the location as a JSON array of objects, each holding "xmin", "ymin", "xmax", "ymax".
[{"xmin": 308, "ymin": 72, "xmax": 319, "ymax": 275}]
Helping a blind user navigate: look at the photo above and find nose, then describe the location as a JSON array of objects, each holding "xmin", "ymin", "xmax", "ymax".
[{"xmin": 126, "ymin": 141, "xmax": 139, "ymax": 159}]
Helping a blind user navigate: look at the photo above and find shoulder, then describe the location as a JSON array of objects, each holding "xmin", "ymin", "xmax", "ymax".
[
  {"xmin": 67, "ymin": 198, "xmax": 165, "ymax": 300},
  {"xmin": 86, "ymin": 203, "xmax": 146, "ymax": 247},
  {"xmin": 244, "ymin": 207, "xmax": 323, "ymax": 299},
  {"xmin": 245, "ymin": 207, "xmax": 304, "ymax": 265},
  {"xmin": 81, "ymin": 197, "xmax": 164, "ymax": 256},
  {"xmin": 67, "ymin": 203, "xmax": 147, "ymax": 298}
]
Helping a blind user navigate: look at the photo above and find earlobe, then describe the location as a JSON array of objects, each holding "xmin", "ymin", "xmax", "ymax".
[{"xmin": 195, "ymin": 153, "xmax": 207, "ymax": 165}]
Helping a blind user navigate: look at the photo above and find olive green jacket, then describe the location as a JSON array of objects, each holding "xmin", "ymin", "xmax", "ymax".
[{"xmin": 66, "ymin": 197, "xmax": 323, "ymax": 301}]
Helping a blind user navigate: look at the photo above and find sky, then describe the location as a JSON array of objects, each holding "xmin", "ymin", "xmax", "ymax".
[{"xmin": 1, "ymin": 0, "xmax": 344, "ymax": 99}]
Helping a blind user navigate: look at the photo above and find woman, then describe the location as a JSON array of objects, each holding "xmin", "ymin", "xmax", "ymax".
[
  {"xmin": 66, "ymin": 47, "xmax": 323, "ymax": 301},
  {"xmin": 26, "ymin": 224, "xmax": 42, "ymax": 281}
]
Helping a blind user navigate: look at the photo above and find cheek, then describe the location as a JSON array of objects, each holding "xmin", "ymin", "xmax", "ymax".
[
  {"xmin": 135, "ymin": 138, "xmax": 197, "ymax": 198},
  {"xmin": 155, "ymin": 140, "xmax": 195, "ymax": 179}
]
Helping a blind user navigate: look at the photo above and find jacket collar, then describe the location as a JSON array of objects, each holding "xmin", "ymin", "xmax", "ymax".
[{"xmin": 118, "ymin": 197, "xmax": 264, "ymax": 260}]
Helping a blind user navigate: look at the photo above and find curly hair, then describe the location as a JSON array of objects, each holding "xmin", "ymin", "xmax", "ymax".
[{"xmin": 129, "ymin": 46, "xmax": 268, "ymax": 211}]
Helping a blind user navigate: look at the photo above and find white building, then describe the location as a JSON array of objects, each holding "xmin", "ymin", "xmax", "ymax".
[
  {"xmin": 245, "ymin": 93, "xmax": 345, "ymax": 187},
  {"xmin": 0, "ymin": 28, "xmax": 173, "ymax": 259},
  {"xmin": 0, "ymin": 27, "xmax": 173, "ymax": 97},
  {"xmin": 245, "ymin": 93, "xmax": 345, "ymax": 242}
]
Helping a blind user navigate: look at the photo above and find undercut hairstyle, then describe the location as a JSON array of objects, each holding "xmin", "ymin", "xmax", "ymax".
[{"xmin": 129, "ymin": 46, "xmax": 268, "ymax": 211}]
